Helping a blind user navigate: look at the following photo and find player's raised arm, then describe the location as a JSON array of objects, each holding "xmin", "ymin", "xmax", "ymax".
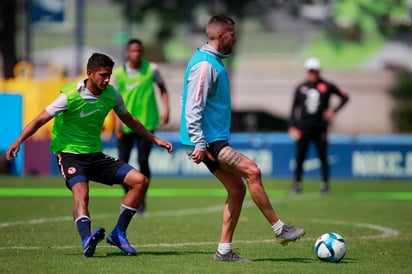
[{"xmin": 6, "ymin": 110, "xmax": 53, "ymax": 160}]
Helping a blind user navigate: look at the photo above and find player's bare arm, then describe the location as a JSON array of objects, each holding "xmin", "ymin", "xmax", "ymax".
[
  {"xmin": 6, "ymin": 110, "xmax": 53, "ymax": 160},
  {"xmin": 158, "ymin": 83, "xmax": 170, "ymax": 125},
  {"xmin": 118, "ymin": 112, "xmax": 173, "ymax": 153}
]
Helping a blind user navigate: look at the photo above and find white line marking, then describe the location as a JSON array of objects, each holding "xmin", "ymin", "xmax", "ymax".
[
  {"xmin": 0, "ymin": 193, "xmax": 319, "ymax": 228},
  {"xmin": 0, "ymin": 214, "xmax": 110, "ymax": 228},
  {"xmin": 309, "ymin": 219, "xmax": 400, "ymax": 239}
]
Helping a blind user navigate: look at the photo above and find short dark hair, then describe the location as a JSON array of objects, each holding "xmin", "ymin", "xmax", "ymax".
[
  {"xmin": 87, "ymin": 53, "xmax": 114, "ymax": 71},
  {"xmin": 127, "ymin": 38, "xmax": 143, "ymax": 49},
  {"xmin": 206, "ymin": 14, "xmax": 235, "ymax": 40},
  {"xmin": 207, "ymin": 14, "xmax": 235, "ymax": 28}
]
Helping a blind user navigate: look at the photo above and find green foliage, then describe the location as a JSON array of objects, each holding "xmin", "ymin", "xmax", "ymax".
[
  {"xmin": 389, "ymin": 72, "xmax": 412, "ymax": 132},
  {"xmin": 305, "ymin": 33, "xmax": 383, "ymax": 69},
  {"xmin": 0, "ymin": 177, "xmax": 411, "ymax": 273},
  {"xmin": 391, "ymin": 103, "xmax": 412, "ymax": 132},
  {"xmin": 389, "ymin": 72, "xmax": 412, "ymax": 98},
  {"xmin": 332, "ymin": 0, "xmax": 412, "ymax": 40},
  {"xmin": 112, "ymin": 0, "xmax": 256, "ymax": 41}
]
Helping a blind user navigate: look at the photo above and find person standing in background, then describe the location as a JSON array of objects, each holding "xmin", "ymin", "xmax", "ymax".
[
  {"xmin": 113, "ymin": 39, "xmax": 170, "ymax": 215},
  {"xmin": 289, "ymin": 57, "xmax": 349, "ymax": 194}
]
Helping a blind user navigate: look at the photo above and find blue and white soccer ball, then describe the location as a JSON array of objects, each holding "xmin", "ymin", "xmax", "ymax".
[{"xmin": 314, "ymin": 232, "xmax": 347, "ymax": 263}]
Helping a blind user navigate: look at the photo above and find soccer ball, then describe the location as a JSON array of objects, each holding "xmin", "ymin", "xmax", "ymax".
[{"xmin": 314, "ymin": 232, "xmax": 347, "ymax": 263}]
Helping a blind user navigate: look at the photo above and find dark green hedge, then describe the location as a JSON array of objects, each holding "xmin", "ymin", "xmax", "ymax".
[{"xmin": 389, "ymin": 72, "xmax": 412, "ymax": 132}]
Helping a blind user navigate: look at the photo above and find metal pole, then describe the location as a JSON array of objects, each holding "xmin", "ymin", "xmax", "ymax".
[
  {"xmin": 124, "ymin": 0, "xmax": 132, "ymax": 36},
  {"xmin": 24, "ymin": 0, "xmax": 31, "ymax": 63},
  {"xmin": 74, "ymin": 0, "xmax": 84, "ymax": 76}
]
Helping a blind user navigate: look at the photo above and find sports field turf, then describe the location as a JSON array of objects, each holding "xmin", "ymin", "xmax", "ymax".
[{"xmin": 0, "ymin": 176, "xmax": 411, "ymax": 273}]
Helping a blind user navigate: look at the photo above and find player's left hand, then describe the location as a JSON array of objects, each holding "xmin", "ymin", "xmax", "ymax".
[
  {"xmin": 323, "ymin": 108, "xmax": 334, "ymax": 121},
  {"xmin": 154, "ymin": 138, "xmax": 173, "ymax": 154},
  {"xmin": 160, "ymin": 112, "xmax": 170, "ymax": 125}
]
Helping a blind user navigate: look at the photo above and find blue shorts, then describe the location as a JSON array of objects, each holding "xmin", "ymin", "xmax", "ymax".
[{"xmin": 56, "ymin": 152, "xmax": 133, "ymax": 189}]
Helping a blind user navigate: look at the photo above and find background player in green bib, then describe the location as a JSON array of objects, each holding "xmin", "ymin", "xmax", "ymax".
[
  {"xmin": 113, "ymin": 38, "xmax": 170, "ymax": 215},
  {"xmin": 6, "ymin": 53, "xmax": 173, "ymax": 257}
]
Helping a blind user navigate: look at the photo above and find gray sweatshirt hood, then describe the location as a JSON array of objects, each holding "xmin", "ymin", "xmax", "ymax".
[{"xmin": 200, "ymin": 44, "xmax": 230, "ymax": 60}]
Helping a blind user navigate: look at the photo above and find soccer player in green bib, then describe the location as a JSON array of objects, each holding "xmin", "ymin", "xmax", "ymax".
[
  {"xmin": 6, "ymin": 53, "xmax": 173, "ymax": 257},
  {"xmin": 113, "ymin": 39, "xmax": 170, "ymax": 216}
]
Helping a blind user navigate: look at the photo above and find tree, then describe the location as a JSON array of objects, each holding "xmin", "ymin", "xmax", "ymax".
[
  {"xmin": 0, "ymin": 0, "xmax": 18, "ymax": 79},
  {"xmin": 331, "ymin": 0, "xmax": 412, "ymax": 42},
  {"xmin": 389, "ymin": 72, "xmax": 412, "ymax": 132},
  {"xmin": 112, "ymin": 0, "xmax": 270, "ymax": 60}
]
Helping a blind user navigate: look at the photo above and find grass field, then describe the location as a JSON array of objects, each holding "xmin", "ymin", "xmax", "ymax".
[{"xmin": 0, "ymin": 176, "xmax": 411, "ymax": 273}]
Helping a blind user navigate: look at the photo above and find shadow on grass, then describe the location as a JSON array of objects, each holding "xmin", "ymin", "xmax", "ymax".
[
  {"xmin": 252, "ymin": 257, "xmax": 315, "ymax": 263},
  {"xmin": 252, "ymin": 257, "xmax": 356, "ymax": 264},
  {"xmin": 106, "ymin": 250, "xmax": 213, "ymax": 257}
]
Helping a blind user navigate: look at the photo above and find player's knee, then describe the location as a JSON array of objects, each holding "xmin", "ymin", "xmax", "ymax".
[
  {"xmin": 71, "ymin": 182, "xmax": 89, "ymax": 200},
  {"xmin": 228, "ymin": 182, "xmax": 246, "ymax": 198},
  {"xmin": 123, "ymin": 170, "xmax": 148, "ymax": 190},
  {"xmin": 132, "ymin": 175, "xmax": 148, "ymax": 190},
  {"xmin": 246, "ymin": 164, "xmax": 261, "ymax": 182}
]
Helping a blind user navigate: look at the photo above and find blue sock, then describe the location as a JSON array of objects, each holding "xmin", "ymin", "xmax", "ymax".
[
  {"xmin": 115, "ymin": 204, "xmax": 137, "ymax": 232},
  {"xmin": 75, "ymin": 216, "xmax": 91, "ymax": 241}
]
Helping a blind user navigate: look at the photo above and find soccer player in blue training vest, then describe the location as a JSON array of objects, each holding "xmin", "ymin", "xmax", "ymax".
[
  {"xmin": 180, "ymin": 14, "xmax": 306, "ymax": 262},
  {"xmin": 6, "ymin": 53, "xmax": 173, "ymax": 257},
  {"xmin": 288, "ymin": 57, "xmax": 349, "ymax": 194}
]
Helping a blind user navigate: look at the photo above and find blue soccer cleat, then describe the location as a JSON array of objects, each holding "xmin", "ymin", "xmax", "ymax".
[
  {"xmin": 82, "ymin": 227, "xmax": 105, "ymax": 257},
  {"xmin": 106, "ymin": 228, "xmax": 137, "ymax": 256}
]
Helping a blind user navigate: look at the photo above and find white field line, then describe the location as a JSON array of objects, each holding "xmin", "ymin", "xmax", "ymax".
[
  {"xmin": 0, "ymin": 193, "xmax": 400, "ymax": 251},
  {"xmin": 309, "ymin": 219, "xmax": 400, "ymax": 239},
  {"xmin": 0, "ymin": 193, "xmax": 319, "ymax": 228}
]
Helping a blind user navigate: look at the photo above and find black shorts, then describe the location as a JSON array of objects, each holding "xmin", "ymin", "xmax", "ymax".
[
  {"xmin": 186, "ymin": 141, "xmax": 229, "ymax": 174},
  {"xmin": 56, "ymin": 152, "xmax": 133, "ymax": 189}
]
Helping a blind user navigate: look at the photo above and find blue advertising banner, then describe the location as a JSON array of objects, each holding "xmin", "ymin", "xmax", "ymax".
[
  {"xmin": 31, "ymin": 0, "xmax": 65, "ymax": 23},
  {"xmin": 97, "ymin": 132, "xmax": 412, "ymax": 179},
  {"xmin": 47, "ymin": 132, "xmax": 412, "ymax": 179},
  {"xmin": 0, "ymin": 94, "xmax": 23, "ymax": 175}
]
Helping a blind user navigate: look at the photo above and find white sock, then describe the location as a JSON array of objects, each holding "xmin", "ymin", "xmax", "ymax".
[
  {"xmin": 272, "ymin": 220, "xmax": 284, "ymax": 236},
  {"xmin": 217, "ymin": 243, "xmax": 232, "ymax": 255},
  {"xmin": 121, "ymin": 204, "xmax": 137, "ymax": 213}
]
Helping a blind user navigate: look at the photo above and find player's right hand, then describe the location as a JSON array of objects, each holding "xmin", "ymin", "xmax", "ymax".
[
  {"xmin": 288, "ymin": 127, "xmax": 302, "ymax": 141},
  {"xmin": 191, "ymin": 150, "xmax": 205, "ymax": 164},
  {"xmin": 6, "ymin": 142, "xmax": 20, "ymax": 161}
]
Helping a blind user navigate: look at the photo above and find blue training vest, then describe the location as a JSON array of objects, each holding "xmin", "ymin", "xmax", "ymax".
[{"xmin": 180, "ymin": 49, "xmax": 231, "ymax": 146}]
